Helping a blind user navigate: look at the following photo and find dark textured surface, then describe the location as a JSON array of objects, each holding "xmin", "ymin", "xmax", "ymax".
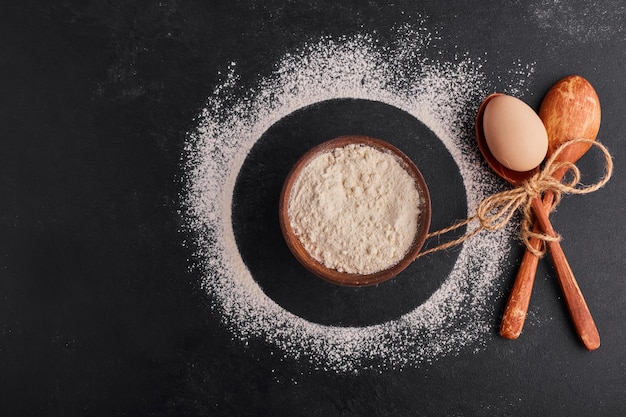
[{"xmin": 2, "ymin": 1, "xmax": 625, "ymax": 416}]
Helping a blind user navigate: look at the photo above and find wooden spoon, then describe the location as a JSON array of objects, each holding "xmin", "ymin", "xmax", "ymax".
[
  {"xmin": 476, "ymin": 90, "xmax": 600, "ymax": 351},
  {"xmin": 499, "ymin": 75, "xmax": 601, "ymax": 349}
]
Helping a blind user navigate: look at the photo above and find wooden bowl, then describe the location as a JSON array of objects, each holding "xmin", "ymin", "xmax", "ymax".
[{"xmin": 278, "ymin": 135, "xmax": 431, "ymax": 286}]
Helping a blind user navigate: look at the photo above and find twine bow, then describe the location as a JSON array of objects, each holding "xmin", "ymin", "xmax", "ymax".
[{"xmin": 418, "ymin": 138, "xmax": 613, "ymax": 258}]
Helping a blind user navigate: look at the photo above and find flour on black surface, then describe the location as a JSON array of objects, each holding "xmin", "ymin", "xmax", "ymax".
[
  {"xmin": 529, "ymin": 0, "xmax": 625, "ymax": 43},
  {"xmin": 184, "ymin": 27, "xmax": 534, "ymax": 372}
]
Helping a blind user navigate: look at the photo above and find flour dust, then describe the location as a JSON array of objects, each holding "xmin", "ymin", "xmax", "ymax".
[
  {"xmin": 529, "ymin": 0, "xmax": 625, "ymax": 43},
  {"xmin": 183, "ymin": 26, "xmax": 534, "ymax": 372}
]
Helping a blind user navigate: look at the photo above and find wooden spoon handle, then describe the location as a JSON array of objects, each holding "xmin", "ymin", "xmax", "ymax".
[
  {"xmin": 530, "ymin": 197, "xmax": 601, "ymax": 351},
  {"xmin": 500, "ymin": 191, "xmax": 557, "ymax": 339},
  {"xmin": 500, "ymin": 232, "xmax": 541, "ymax": 339}
]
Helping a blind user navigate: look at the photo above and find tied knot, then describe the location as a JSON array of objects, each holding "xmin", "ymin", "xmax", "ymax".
[
  {"xmin": 419, "ymin": 138, "xmax": 612, "ymax": 259},
  {"xmin": 521, "ymin": 176, "xmax": 547, "ymax": 199},
  {"xmin": 474, "ymin": 138, "xmax": 613, "ymax": 257}
]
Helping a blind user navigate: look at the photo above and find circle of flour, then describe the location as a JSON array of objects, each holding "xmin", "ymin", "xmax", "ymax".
[{"xmin": 184, "ymin": 28, "xmax": 529, "ymax": 372}]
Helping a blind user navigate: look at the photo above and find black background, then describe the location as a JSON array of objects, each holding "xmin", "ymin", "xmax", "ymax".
[{"xmin": 2, "ymin": 1, "xmax": 625, "ymax": 416}]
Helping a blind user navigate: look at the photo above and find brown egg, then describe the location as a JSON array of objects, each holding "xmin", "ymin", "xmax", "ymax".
[{"xmin": 483, "ymin": 95, "xmax": 548, "ymax": 172}]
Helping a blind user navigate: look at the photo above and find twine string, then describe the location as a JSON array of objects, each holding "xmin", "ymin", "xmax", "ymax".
[{"xmin": 417, "ymin": 138, "xmax": 613, "ymax": 259}]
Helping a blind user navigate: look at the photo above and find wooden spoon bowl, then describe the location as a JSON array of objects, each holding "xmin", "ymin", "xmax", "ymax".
[{"xmin": 279, "ymin": 135, "xmax": 432, "ymax": 287}]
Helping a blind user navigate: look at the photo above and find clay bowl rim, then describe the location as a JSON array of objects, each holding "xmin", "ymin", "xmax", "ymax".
[{"xmin": 278, "ymin": 135, "xmax": 432, "ymax": 287}]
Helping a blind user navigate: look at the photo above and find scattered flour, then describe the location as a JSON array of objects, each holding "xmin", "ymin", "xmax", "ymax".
[
  {"xmin": 288, "ymin": 143, "xmax": 421, "ymax": 275},
  {"xmin": 529, "ymin": 0, "xmax": 625, "ymax": 43},
  {"xmin": 183, "ymin": 25, "xmax": 534, "ymax": 372}
]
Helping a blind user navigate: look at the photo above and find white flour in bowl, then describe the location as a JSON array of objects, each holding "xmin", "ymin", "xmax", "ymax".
[
  {"xmin": 183, "ymin": 23, "xmax": 535, "ymax": 372},
  {"xmin": 289, "ymin": 144, "xmax": 421, "ymax": 274}
]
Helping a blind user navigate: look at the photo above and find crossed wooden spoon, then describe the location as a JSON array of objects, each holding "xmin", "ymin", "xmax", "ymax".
[{"xmin": 476, "ymin": 75, "xmax": 602, "ymax": 350}]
